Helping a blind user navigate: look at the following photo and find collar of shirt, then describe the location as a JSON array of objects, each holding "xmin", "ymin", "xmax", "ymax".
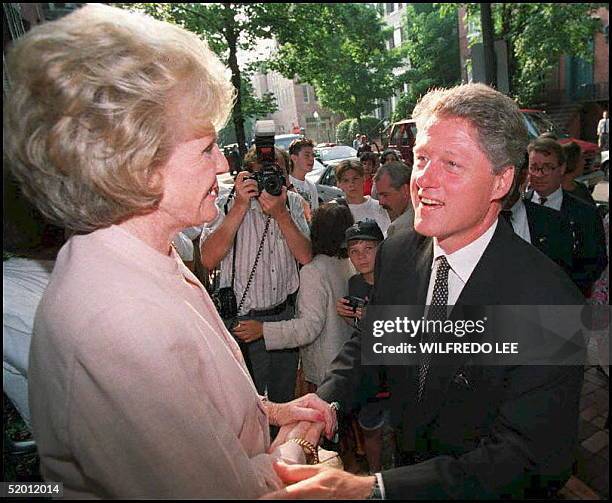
[
  {"xmin": 533, "ymin": 186, "xmax": 563, "ymax": 211},
  {"xmin": 509, "ymin": 199, "xmax": 531, "ymax": 244},
  {"xmin": 432, "ymin": 219, "xmax": 498, "ymax": 286}
]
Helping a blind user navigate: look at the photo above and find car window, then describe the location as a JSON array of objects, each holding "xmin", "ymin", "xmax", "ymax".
[{"xmin": 321, "ymin": 166, "xmax": 337, "ymax": 186}]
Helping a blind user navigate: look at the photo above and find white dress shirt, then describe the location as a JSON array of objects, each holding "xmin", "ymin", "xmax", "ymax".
[
  {"xmin": 532, "ymin": 187, "xmax": 563, "ymax": 211},
  {"xmin": 510, "ymin": 199, "xmax": 532, "ymax": 244},
  {"xmin": 426, "ymin": 220, "xmax": 498, "ymax": 307}
]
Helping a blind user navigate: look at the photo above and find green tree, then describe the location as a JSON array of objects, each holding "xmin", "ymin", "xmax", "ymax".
[
  {"xmin": 394, "ymin": 3, "xmax": 461, "ymax": 122},
  {"xmin": 269, "ymin": 3, "xmax": 403, "ymax": 129},
  {"xmin": 445, "ymin": 3, "xmax": 603, "ymax": 105},
  {"xmin": 115, "ymin": 3, "xmax": 281, "ymax": 156}
]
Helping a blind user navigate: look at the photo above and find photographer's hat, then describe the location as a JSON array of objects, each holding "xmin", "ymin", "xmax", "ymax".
[{"xmin": 344, "ymin": 220, "xmax": 384, "ymax": 244}]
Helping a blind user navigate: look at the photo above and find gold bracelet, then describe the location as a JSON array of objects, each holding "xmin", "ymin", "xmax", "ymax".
[{"xmin": 288, "ymin": 438, "xmax": 319, "ymax": 464}]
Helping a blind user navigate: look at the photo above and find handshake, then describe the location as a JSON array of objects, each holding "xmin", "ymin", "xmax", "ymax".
[
  {"xmin": 261, "ymin": 394, "xmax": 377, "ymax": 499},
  {"xmin": 265, "ymin": 393, "xmax": 337, "ymax": 457}
]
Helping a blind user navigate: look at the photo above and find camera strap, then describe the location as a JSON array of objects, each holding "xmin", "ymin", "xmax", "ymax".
[{"xmin": 232, "ymin": 214, "xmax": 272, "ymax": 316}]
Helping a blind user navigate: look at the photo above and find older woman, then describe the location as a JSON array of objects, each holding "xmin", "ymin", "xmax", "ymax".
[{"xmin": 4, "ymin": 5, "xmax": 334, "ymax": 499}]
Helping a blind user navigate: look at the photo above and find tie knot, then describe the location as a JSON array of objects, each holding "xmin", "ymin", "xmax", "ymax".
[
  {"xmin": 436, "ymin": 255, "xmax": 451, "ymax": 274},
  {"xmin": 539, "ymin": 196, "xmax": 548, "ymax": 205}
]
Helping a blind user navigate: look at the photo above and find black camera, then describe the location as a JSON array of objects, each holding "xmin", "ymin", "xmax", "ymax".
[
  {"xmin": 247, "ymin": 168, "xmax": 286, "ymax": 197},
  {"xmin": 344, "ymin": 295, "xmax": 366, "ymax": 312},
  {"xmin": 247, "ymin": 120, "xmax": 285, "ymax": 197}
]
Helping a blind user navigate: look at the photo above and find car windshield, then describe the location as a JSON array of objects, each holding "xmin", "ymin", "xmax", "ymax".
[
  {"xmin": 319, "ymin": 146, "xmax": 357, "ymax": 161},
  {"xmin": 522, "ymin": 112, "xmax": 568, "ymax": 140}
]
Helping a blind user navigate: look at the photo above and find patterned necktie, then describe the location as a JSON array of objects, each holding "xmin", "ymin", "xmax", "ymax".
[
  {"xmin": 539, "ymin": 196, "xmax": 548, "ymax": 206},
  {"xmin": 417, "ymin": 255, "xmax": 451, "ymax": 402}
]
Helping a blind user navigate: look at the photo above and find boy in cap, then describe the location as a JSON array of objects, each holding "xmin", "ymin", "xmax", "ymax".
[{"xmin": 335, "ymin": 219, "xmax": 390, "ymax": 473}]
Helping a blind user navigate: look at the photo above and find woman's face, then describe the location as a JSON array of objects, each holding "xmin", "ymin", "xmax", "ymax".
[{"xmin": 158, "ymin": 130, "xmax": 228, "ymax": 228}]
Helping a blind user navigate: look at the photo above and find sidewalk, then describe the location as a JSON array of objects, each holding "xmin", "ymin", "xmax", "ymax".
[{"xmin": 564, "ymin": 365, "xmax": 609, "ymax": 499}]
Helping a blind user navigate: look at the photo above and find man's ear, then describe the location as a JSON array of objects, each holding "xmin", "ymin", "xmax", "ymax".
[
  {"xmin": 559, "ymin": 162, "xmax": 567, "ymax": 176},
  {"xmin": 492, "ymin": 166, "xmax": 515, "ymax": 201}
]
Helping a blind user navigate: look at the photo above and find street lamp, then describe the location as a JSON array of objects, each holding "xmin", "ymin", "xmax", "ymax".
[{"xmin": 313, "ymin": 110, "xmax": 320, "ymax": 144}]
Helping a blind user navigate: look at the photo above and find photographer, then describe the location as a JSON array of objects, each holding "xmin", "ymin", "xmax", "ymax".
[{"xmin": 200, "ymin": 133, "xmax": 312, "ymax": 404}]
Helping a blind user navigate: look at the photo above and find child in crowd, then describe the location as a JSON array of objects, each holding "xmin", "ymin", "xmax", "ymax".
[
  {"xmin": 336, "ymin": 160, "xmax": 390, "ymax": 236},
  {"xmin": 359, "ymin": 151, "xmax": 379, "ymax": 196},
  {"xmin": 336, "ymin": 220, "xmax": 392, "ymax": 473}
]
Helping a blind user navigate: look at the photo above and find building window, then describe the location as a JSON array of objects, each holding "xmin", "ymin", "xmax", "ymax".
[
  {"xmin": 303, "ymin": 85, "xmax": 309, "ymax": 103},
  {"xmin": 385, "ymin": 3, "xmax": 394, "ymax": 15},
  {"xmin": 388, "ymin": 34, "xmax": 395, "ymax": 49},
  {"xmin": 394, "ymin": 27, "xmax": 402, "ymax": 47}
]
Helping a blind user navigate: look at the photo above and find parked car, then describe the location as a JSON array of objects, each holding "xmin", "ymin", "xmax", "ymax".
[
  {"xmin": 315, "ymin": 145, "xmax": 358, "ymax": 162},
  {"xmin": 274, "ymin": 133, "xmax": 302, "ymax": 151},
  {"xmin": 521, "ymin": 109, "xmax": 601, "ymax": 179},
  {"xmin": 305, "ymin": 159, "xmax": 345, "ymax": 204}
]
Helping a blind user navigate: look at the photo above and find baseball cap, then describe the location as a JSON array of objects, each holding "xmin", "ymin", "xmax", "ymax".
[{"xmin": 344, "ymin": 220, "xmax": 384, "ymax": 244}]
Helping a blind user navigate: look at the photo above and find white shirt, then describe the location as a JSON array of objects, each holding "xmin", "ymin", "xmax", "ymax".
[
  {"xmin": 201, "ymin": 191, "xmax": 310, "ymax": 315},
  {"xmin": 348, "ymin": 196, "xmax": 391, "ymax": 237},
  {"xmin": 426, "ymin": 220, "xmax": 498, "ymax": 307},
  {"xmin": 597, "ymin": 118, "xmax": 609, "ymax": 135},
  {"xmin": 3, "ymin": 257, "xmax": 55, "ymax": 426},
  {"xmin": 532, "ymin": 187, "xmax": 563, "ymax": 211},
  {"xmin": 510, "ymin": 199, "xmax": 532, "ymax": 244},
  {"xmin": 289, "ymin": 175, "xmax": 319, "ymax": 211}
]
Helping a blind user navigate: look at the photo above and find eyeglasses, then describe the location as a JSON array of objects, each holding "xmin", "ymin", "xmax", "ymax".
[{"xmin": 528, "ymin": 163, "xmax": 560, "ymax": 176}]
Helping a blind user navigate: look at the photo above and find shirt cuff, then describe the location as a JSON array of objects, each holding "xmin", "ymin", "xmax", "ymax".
[{"xmin": 376, "ymin": 472, "xmax": 386, "ymax": 500}]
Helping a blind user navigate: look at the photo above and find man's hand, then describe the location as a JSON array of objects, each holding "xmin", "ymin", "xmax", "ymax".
[
  {"xmin": 336, "ymin": 297, "xmax": 354, "ymax": 319},
  {"xmin": 260, "ymin": 463, "xmax": 376, "ymax": 499},
  {"xmin": 259, "ymin": 186, "xmax": 289, "ymax": 220},
  {"xmin": 234, "ymin": 171, "xmax": 259, "ymax": 208},
  {"xmin": 266, "ymin": 393, "xmax": 337, "ymax": 440},
  {"xmin": 232, "ymin": 320, "xmax": 263, "ymax": 343}
]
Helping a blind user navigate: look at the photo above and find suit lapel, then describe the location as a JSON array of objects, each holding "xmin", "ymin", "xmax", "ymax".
[{"xmin": 418, "ymin": 224, "xmax": 509, "ymax": 420}]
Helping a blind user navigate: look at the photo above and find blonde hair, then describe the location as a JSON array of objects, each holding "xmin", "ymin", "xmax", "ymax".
[
  {"xmin": 412, "ymin": 83, "xmax": 528, "ymax": 175},
  {"xmin": 4, "ymin": 4, "xmax": 234, "ymax": 231}
]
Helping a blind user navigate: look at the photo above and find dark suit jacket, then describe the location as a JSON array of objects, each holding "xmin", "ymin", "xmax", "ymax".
[
  {"xmin": 560, "ymin": 191, "xmax": 608, "ymax": 296},
  {"xmin": 523, "ymin": 199, "xmax": 574, "ymax": 275},
  {"xmin": 317, "ymin": 220, "xmax": 585, "ymax": 499}
]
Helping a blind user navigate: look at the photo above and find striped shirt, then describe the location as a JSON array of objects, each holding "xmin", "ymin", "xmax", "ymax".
[{"xmin": 201, "ymin": 191, "xmax": 310, "ymax": 315}]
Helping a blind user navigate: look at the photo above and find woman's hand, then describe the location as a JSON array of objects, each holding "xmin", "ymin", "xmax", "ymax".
[
  {"xmin": 267, "ymin": 393, "xmax": 337, "ymax": 440},
  {"xmin": 232, "ymin": 320, "xmax": 264, "ymax": 343},
  {"xmin": 269, "ymin": 420, "xmax": 325, "ymax": 454}
]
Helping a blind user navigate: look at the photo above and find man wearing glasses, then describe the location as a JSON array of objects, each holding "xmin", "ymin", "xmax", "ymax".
[{"xmin": 526, "ymin": 137, "xmax": 607, "ymax": 296}]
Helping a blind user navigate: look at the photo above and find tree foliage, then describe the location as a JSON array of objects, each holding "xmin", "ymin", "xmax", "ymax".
[
  {"xmin": 394, "ymin": 4, "xmax": 461, "ymax": 121},
  {"xmin": 336, "ymin": 116, "xmax": 384, "ymax": 146},
  {"xmin": 114, "ymin": 3, "xmax": 281, "ymax": 155},
  {"xmin": 269, "ymin": 3, "xmax": 403, "ymax": 123},
  {"xmin": 442, "ymin": 3, "xmax": 603, "ymax": 105}
]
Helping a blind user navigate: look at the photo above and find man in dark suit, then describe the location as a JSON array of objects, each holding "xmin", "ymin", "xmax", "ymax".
[
  {"xmin": 264, "ymin": 84, "xmax": 585, "ymax": 499},
  {"xmin": 503, "ymin": 156, "xmax": 574, "ymax": 279},
  {"xmin": 526, "ymin": 137, "xmax": 607, "ymax": 296}
]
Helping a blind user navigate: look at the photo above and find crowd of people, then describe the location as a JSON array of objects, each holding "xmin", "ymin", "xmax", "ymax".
[{"xmin": 3, "ymin": 4, "xmax": 609, "ymax": 500}]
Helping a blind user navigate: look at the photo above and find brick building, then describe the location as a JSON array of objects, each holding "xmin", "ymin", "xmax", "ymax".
[{"xmin": 458, "ymin": 6, "xmax": 609, "ymax": 142}]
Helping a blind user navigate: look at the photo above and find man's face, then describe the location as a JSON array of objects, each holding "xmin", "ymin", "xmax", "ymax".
[
  {"xmin": 411, "ymin": 116, "xmax": 513, "ymax": 253},
  {"xmin": 528, "ymin": 150, "xmax": 565, "ymax": 197},
  {"xmin": 376, "ymin": 172, "xmax": 410, "ymax": 221},
  {"xmin": 290, "ymin": 146, "xmax": 315, "ymax": 174},
  {"xmin": 337, "ymin": 169, "xmax": 364, "ymax": 202},
  {"xmin": 347, "ymin": 239, "xmax": 379, "ymax": 275}
]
